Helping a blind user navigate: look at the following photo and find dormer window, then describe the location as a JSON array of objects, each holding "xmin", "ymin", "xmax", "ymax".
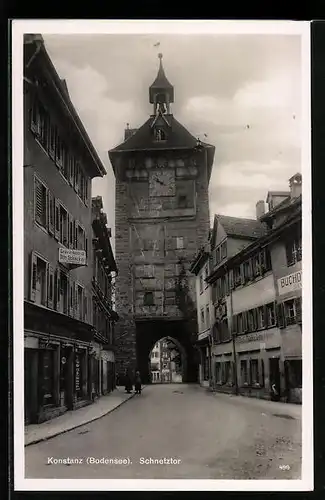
[{"xmin": 154, "ymin": 128, "xmax": 166, "ymax": 142}]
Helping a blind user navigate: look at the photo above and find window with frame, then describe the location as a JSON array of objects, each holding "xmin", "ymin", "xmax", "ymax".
[
  {"xmin": 176, "ymin": 237, "xmax": 184, "ymax": 250},
  {"xmin": 285, "ymin": 228, "xmax": 302, "ymax": 267},
  {"xmin": 59, "ymin": 204, "xmax": 69, "ymax": 247},
  {"xmin": 144, "ymin": 291, "xmax": 154, "ymax": 306},
  {"xmin": 224, "ymin": 361, "xmax": 232, "ymax": 384},
  {"xmin": 284, "ymin": 299, "xmax": 296, "ymax": 325},
  {"xmin": 215, "ymin": 362, "xmax": 222, "ymax": 384},
  {"xmin": 206, "ymin": 306, "xmax": 210, "ymax": 328},
  {"xmin": 266, "ymin": 302, "xmax": 276, "ymax": 327},
  {"xmin": 30, "ymin": 254, "xmax": 48, "ymax": 306},
  {"xmin": 144, "ymin": 264, "xmax": 154, "ymax": 277},
  {"xmin": 199, "ymin": 275, "xmax": 204, "ymax": 294},
  {"xmin": 250, "ymin": 359, "xmax": 259, "ymax": 385},
  {"xmin": 243, "ymin": 260, "xmax": 252, "ymax": 282},
  {"xmin": 221, "ymin": 241, "xmax": 227, "ymax": 260},
  {"xmin": 240, "ymin": 360, "xmax": 248, "ymax": 385},
  {"xmin": 247, "ymin": 309, "xmax": 256, "ymax": 331},
  {"xmin": 200, "ymin": 308, "xmax": 205, "ymax": 327},
  {"xmin": 234, "ymin": 266, "xmax": 242, "ymax": 287},
  {"xmin": 58, "ymin": 271, "xmax": 68, "ymax": 314},
  {"xmin": 257, "ymin": 306, "xmax": 265, "ymax": 329},
  {"xmin": 34, "ymin": 176, "xmax": 47, "ymax": 228},
  {"xmin": 165, "ymin": 290, "xmax": 176, "ymax": 306}
]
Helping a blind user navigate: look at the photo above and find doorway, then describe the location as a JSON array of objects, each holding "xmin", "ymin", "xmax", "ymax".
[
  {"xmin": 269, "ymin": 357, "xmax": 281, "ymax": 398},
  {"xmin": 60, "ymin": 346, "xmax": 70, "ymax": 408}
]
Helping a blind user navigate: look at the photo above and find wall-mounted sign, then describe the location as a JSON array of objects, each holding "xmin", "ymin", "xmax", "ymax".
[
  {"xmin": 59, "ymin": 248, "xmax": 86, "ymax": 266},
  {"xmin": 278, "ymin": 270, "xmax": 302, "ymax": 296},
  {"xmin": 75, "ymin": 355, "xmax": 80, "ymax": 392}
]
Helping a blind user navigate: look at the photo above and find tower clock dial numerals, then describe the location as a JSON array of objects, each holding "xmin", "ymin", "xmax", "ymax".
[{"xmin": 149, "ymin": 170, "xmax": 175, "ymax": 197}]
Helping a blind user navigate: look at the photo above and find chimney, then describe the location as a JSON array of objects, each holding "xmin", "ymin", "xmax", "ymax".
[
  {"xmin": 289, "ymin": 173, "xmax": 302, "ymax": 198},
  {"xmin": 256, "ymin": 200, "xmax": 265, "ymax": 219}
]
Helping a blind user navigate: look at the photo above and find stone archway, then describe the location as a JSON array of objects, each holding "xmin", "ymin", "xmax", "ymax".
[
  {"xmin": 149, "ymin": 335, "xmax": 186, "ymax": 384},
  {"xmin": 135, "ymin": 319, "xmax": 198, "ymax": 384}
]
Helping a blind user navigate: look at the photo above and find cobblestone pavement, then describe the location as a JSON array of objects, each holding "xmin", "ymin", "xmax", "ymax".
[{"xmin": 25, "ymin": 384, "xmax": 302, "ymax": 480}]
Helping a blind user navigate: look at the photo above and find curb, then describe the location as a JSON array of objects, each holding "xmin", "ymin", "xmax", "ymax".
[{"xmin": 25, "ymin": 387, "xmax": 146, "ymax": 447}]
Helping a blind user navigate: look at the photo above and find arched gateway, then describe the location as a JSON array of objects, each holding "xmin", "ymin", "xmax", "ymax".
[{"xmin": 108, "ymin": 55, "xmax": 215, "ymax": 383}]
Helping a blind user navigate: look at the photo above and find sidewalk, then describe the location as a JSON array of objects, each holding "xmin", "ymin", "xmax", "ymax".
[
  {"xmin": 25, "ymin": 386, "xmax": 144, "ymax": 447},
  {"xmin": 206, "ymin": 387, "xmax": 302, "ymax": 420}
]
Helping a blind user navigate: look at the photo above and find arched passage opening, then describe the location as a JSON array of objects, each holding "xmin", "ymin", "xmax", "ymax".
[
  {"xmin": 149, "ymin": 336, "xmax": 186, "ymax": 384},
  {"xmin": 135, "ymin": 320, "xmax": 198, "ymax": 384}
]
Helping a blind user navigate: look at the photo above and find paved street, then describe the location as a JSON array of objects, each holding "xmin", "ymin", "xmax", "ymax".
[{"xmin": 25, "ymin": 384, "xmax": 301, "ymax": 480}]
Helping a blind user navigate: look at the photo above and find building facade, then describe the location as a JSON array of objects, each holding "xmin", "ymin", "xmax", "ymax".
[
  {"xmin": 108, "ymin": 54, "xmax": 215, "ymax": 383},
  {"xmin": 192, "ymin": 174, "xmax": 302, "ymax": 404},
  {"xmin": 91, "ymin": 196, "xmax": 119, "ymax": 398},
  {"xmin": 24, "ymin": 35, "xmax": 106, "ymax": 424}
]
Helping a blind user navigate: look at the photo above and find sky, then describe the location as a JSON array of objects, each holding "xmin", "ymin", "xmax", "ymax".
[{"xmin": 43, "ymin": 33, "xmax": 302, "ymax": 243}]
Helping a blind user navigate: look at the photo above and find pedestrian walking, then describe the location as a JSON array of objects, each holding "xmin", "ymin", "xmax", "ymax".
[
  {"xmin": 134, "ymin": 370, "xmax": 142, "ymax": 394},
  {"xmin": 124, "ymin": 368, "xmax": 133, "ymax": 394},
  {"xmin": 270, "ymin": 381, "xmax": 280, "ymax": 401}
]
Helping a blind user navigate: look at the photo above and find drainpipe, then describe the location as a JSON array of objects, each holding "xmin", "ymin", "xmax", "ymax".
[{"xmin": 228, "ymin": 265, "xmax": 239, "ymax": 396}]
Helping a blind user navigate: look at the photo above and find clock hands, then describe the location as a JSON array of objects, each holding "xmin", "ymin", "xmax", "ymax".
[{"xmin": 155, "ymin": 177, "xmax": 165, "ymax": 186}]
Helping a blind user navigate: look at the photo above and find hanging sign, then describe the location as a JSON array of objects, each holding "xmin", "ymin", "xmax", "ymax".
[{"xmin": 59, "ymin": 248, "xmax": 86, "ymax": 266}]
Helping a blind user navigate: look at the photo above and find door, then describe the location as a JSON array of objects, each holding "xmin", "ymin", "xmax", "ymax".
[{"xmin": 269, "ymin": 357, "xmax": 281, "ymax": 398}]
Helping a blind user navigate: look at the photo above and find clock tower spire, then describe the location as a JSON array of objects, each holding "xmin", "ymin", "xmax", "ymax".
[{"xmin": 149, "ymin": 53, "xmax": 174, "ymax": 115}]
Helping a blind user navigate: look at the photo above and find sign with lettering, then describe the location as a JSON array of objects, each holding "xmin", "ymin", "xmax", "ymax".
[
  {"xmin": 278, "ymin": 271, "xmax": 302, "ymax": 296},
  {"xmin": 59, "ymin": 248, "xmax": 86, "ymax": 266},
  {"xmin": 75, "ymin": 355, "xmax": 80, "ymax": 392}
]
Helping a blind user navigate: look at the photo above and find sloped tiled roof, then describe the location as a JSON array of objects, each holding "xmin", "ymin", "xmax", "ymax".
[
  {"xmin": 217, "ymin": 214, "xmax": 267, "ymax": 239},
  {"xmin": 109, "ymin": 115, "xmax": 200, "ymax": 153}
]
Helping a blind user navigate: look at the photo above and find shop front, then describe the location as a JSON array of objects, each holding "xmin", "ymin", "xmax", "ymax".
[{"xmin": 24, "ymin": 302, "xmax": 95, "ymax": 424}]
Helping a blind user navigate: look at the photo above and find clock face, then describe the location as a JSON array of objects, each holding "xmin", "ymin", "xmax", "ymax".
[{"xmin": 149, "ymin": 170, "xmax": 175, "ymax": 197}]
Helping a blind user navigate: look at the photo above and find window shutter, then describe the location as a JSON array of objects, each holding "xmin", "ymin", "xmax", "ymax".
[
  {"xmin": 277, "ymin": 302, "xmax": 286, "ymax": 328},
  {"xmin": 68, "ymin": 278, "xmax": 74, "ymax": 317},
  {"xmin": 30, "ymin": 97, "xmax": 40, "ymax": 135},
  {"xmin": 240, "ymin": 264, "xmax": 244, "ymax": 285},
  {"xmin": 232, "ymin": 314, "xmax": 237, "ymax": 335},
  {"xmin": 30, "ymin": 252, "xmax": 37, "ymax": 302},
  {"xmin": 252, "ymin": 309, "xmax": 258, "ymax": 331},
  {"xmin": 242, "ymin": 311, "xmax": 248, "ymax": 332},
  {"xmin": 48, "ymin": 123, "xmax": 56, "ymax": 160},
  {"xmin": 74, "ymin": 282, "xmax": 79, "ymax": 319},
  {"xmin": 34, "ymin": 176, "xmax": 44, "ymax": 225},
  {"xmin": 83, "ymin": 289, "xmax": 88, "ymax": 322},
  {"xmin": 47, "ymin": 264, "xmax": 54, "ymax": 309},
  {"xmin": 295, "ymin": 297, "xmax": 302, "ymax": 324},
  {"xmin": 47, "ymin": 190, "xmax": 55, "ymax": 235},
  {"xmin": 55, "ymin": 269, "xmax": 61, "ymax": 311},
  {"xmin": 54, "ymin": 199, "xmax": 60, "ymax": 240},
  {"xmin": 84, "ymin": 230, "xmax": 87, "ymax": 254},
  {"xmin": 228, "ymin": 269, "xmax": 234, "ymax": 290}
]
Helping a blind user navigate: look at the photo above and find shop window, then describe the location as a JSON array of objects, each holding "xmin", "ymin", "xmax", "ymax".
[
  {"xmin": 34, "ymin": 176, "xmax": 47, "ymax": 228},
  {"xmin": 266, "ymin": 302, "xmax": 276, "ymax": 327},
  {"xmin": 224, "ymin": 361, "xmax": 232, "ymax": 385},
  {"xmin": 240, "ymin": 360, "xmax": 248, "ymax": 385},
  {"xmin": 30, "ymin": 253, "xmax": 48, "ymax": 306},
  {"xmin": 250, "ymin": 359, "xmax": 259, "ymax": 385},
  {"xmin": 41, "ymin": 349, "xmax": 55, "ymax": 406},
  {"xmin": 285, "ymin": 359, "xmax": 302, "ymax": 389},
  {"xmin": 144, "ymin": 291, "xmax": 154, "ymax": 306},
  {"xmin": 215, "ymin": 362, "xmax": 222, "ymax": 384}
]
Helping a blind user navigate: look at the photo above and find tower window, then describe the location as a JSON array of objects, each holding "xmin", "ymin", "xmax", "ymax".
[
  {"xmin": 144, "ymin": 291, "xmax": 154, "ymax": 306},
  {"xmin": 154, "ymin": 128, "xmax": 166, "ymax": 141},
  {"xmin": 177, "ymin": 195, "xmax": 188, "ymax": 208}
]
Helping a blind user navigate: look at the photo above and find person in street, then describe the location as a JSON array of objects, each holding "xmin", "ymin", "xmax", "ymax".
[
  {"xmin": 134, "ymin": 370, "xmax": 142, "ymax": 394},
  {"xmin": 124, "ymin": 368, "xmax": 133, "ymax": 394},
  {"xmin": 270, "ymin": 381, "xmax": 280, "ymax": 401}
]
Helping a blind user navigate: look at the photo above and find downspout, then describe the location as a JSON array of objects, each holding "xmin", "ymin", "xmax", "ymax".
[{"xmin": 228, "ymin": 264, "xmax": 239, "ymax": 395}]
